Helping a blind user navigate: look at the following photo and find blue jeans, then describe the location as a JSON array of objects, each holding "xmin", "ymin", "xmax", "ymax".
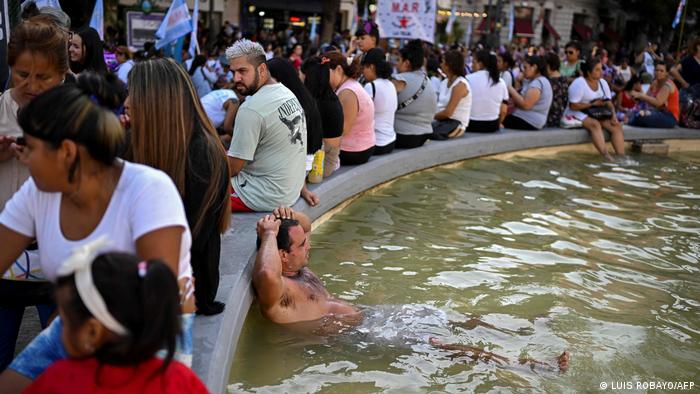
[
  {"xmin": 9, "ymin": 313, "xmax": 195, "ymax": 379},
  {"xmin": 629, "ymin": 109, "xmax": 677, "ymax": 128},
  {"xmin": 0, "ymin": 304, "xmax": 55, "ymax": 372}
]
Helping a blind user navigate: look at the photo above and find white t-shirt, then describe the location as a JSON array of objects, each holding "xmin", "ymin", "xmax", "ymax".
[
  {"xmin": 614, "ymin": 65, "xmax": 632, "ymax": 83},
  {"xmin": 201, "ymin": 89, "xmax": 237, "ymax": 128},
  {"xmin": 364, "ymin": 78, "xmax": 397, "ymax": 147},
  {"xmin": 437, "ymin": 76, "xmax": 472, "ymax": 129},
  {"xmin": 0, "ymin": 161, "xmax": 192, "ymax": 282},
  {"xmin": 465, "ymin": 70, "xmax": 509, "ymax": 121},
  {"xmin": 564, "ymin": 76, "xmax": 612, "ymax": 120}
]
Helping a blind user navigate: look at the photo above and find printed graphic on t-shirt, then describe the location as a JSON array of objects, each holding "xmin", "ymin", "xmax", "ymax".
[{"xmin": 277, "ymin": 98, "xmax": 306, "ymax": 147}]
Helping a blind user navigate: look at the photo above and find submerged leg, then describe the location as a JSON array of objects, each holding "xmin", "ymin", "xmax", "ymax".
[
  {"xmin": 430, "ymin": 337, "xmax": 570, "ymax": 373},
  {"xmin": 429, "ymin": 337, "xmax": 510, "ymax": 365},
  {"xmin": 450, "ymin": 318, "xmax": 534, "ymax": 336},
  {"xmin": 519, "ymin": 351, "xmax": 570, "ymax": 373}
]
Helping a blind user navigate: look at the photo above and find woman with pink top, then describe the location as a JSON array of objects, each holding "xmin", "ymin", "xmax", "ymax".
[{"xmin": 325, "ymin": 51, "xmax": 376, "ymax": 165}]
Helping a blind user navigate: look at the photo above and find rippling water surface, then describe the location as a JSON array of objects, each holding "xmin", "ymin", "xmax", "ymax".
[{"xmin": 229, "ymin": 152, "xmax": 700, "ymax": 393}]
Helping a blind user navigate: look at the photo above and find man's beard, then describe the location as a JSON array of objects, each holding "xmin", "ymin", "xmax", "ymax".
[{"xmin": 235, "ymin": 68, "xmax": 261, "ymax": 96}]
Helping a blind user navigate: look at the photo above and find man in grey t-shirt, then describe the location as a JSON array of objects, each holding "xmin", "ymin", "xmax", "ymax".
[{"xmin": 226, "ymin": 39, "xmax": 307, "ymax": 212}]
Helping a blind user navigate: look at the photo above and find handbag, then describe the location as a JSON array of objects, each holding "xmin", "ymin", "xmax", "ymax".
[
  {"xmin": 585, "ymin": 104, "xmax": 613, "ymax": 120},
  {"xmin": 584, "ymin": 80, "xmax": 613, "ymax": 120}
]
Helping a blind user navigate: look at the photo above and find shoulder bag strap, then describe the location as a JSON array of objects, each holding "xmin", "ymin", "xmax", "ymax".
[
  {"xmin": 371, "ymin": 81, "xmax": 376, "ymax": 101},
  {"xmin": 397, "ymin": 74, "xmax": 429, "ymax": 110},
  {"xmin": 598, "ymin": 80, "xmax": 610, "ymax": 100}
]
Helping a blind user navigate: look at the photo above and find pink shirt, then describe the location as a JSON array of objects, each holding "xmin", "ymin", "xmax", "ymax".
[{"xmin": 337, "ymin": 79, "xmax": 376, "ymax": 152}]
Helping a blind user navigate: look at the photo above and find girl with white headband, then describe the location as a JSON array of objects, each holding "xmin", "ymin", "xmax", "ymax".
[
  {"xmin": 0, "ymin": 73, "xmax": 195, "ymax": 391},
  {"xmin": 23, "ymin": 249, "xmax": 207, "ymax": 393}
]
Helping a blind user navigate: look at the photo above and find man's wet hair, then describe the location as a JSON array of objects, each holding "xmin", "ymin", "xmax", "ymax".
[{"xmin": 256, "ymin": 218, "xmax": 300, "ymax": 252}]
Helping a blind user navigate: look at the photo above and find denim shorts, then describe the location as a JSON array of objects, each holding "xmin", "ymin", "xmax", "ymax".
[{"xmin": 10, "ymin": 313, "xmax": 195, "ymax": 379}]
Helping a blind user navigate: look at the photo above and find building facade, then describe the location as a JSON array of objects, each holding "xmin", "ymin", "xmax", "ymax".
[{"xmin": 439, "ymin": 0, "xmax": 608, "ymax": 47}]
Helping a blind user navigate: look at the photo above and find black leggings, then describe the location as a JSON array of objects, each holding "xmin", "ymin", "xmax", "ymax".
[
  {"xmin": 340, "ymin": 146, "xmax": 375, "ymax": 165},
  {"xmin": 395, "ymin": 133, "xmax": 430, "ymax": 149},
  {"xmin": 373, "ymin": 141, "xmax": 396, "ymax": 155},
  {"xmin": 465, "ymin": 119, "xmax": 500, "ymax": 133},
  {"xmin": 503, "ymin": 115, "xmax": 539, "ymax": 130}
]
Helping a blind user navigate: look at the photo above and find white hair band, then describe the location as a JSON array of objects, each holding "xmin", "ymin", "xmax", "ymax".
[{"xmin": 57, "ymin": 236, "xmax": 129, "ymax": 336}]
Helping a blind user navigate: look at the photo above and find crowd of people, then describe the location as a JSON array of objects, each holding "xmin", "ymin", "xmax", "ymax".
[{"xmin": 0, "ymin": 3, "xmax": 699, "ymax": 393}]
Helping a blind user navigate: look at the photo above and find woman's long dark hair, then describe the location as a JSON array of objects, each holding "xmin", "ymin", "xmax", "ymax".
[
  {"xmin": 188, "ymin": 54, "xmax": 207, "ymax": 76},
  {"xmin": 301, "ymin": 56, "xmax": 337, "ymax": 101},
  {"xmin": 70, "ymin": 27, "xmax": 107, "ymax": 75},
  {"xmin": 56, "ymin": 253, "xmax": 181, "ymax": 374},
  {"xmin": 267, "ymin": 57, "xmax": 322, "ymax": 154},
  {"xmin": 128, "ymin": 58, "xmax": 230, "ymax": 237},
  {"xmin": 475, "ymin": 50, "xmax": 500, "ymax": 85}
]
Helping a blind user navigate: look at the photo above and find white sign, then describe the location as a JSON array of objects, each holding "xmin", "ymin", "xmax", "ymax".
[{"xmin": 376, "ymin": 0, "xmax": 437, "ymax": 43}]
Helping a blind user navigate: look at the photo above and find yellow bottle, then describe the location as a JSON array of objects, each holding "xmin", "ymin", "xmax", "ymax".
[{"xmin": 308, "ymin": 149, "xmax": 325, "ymax": 184}]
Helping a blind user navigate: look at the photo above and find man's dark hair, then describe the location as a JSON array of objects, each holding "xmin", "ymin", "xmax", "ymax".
[{"xmin": 256, "ymin": 218, "xmax": 300, "ymax": 252}]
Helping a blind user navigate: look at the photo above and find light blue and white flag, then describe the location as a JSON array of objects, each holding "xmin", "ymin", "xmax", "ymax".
[
  {"xmin": 507, "ymin": 2, "xmax": 514, "ymax": 42},
  {"xmin": 309, "ymin": 13, "xmax": 318, "ymax": 42},
  {"xmin": 89, "ymin": 0, "xmax": 103, "ymax": 40},
  {"xmin": 22, "ymin": 0, "xmax": 61, "ymax": 9},
  {"xmin": 445, "ymin": 1, "xmax": 457, "ymax": 35},
  {"xmin": 188, "ymin": 0, "xmax": 200, "ymax": 57},
  {"xmin": 672, "ymin": 0, "xmax": 686, "ymax": 29},
  {"xmin": 155, "ymin": 0, "xmax": 192, "ymax": 50}
]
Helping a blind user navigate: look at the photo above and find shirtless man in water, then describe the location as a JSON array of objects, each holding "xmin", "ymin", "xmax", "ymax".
[
  {"xmin": 255, "ymin": 206, "xmax": 569, "ymax": 372},
  {"xmin": 254, "ymin": 207, "xmax": 361, "ymax": 325}
]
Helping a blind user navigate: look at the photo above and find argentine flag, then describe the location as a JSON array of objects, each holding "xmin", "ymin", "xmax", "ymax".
[
  {"xmin": 89, "ymin": 0, "xmax": 104, "ymax": 40},
  {"xmin": 672, "ymin": 0, "xmax": 686, "ymax": 29},
  {"xmin": 155, "ymin": 0, "xmax": 192, "ymax": 50},
  {"xmin": 188, "ymin": 0, "xmax": 200, "ymax": 57}
]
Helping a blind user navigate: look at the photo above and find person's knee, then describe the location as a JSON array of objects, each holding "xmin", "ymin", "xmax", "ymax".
[{"xmin": 583, "ymin": 118, "xmax": 602, "ymax": 132}]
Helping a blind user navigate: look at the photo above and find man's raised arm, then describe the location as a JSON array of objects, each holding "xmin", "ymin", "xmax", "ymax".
[{"xmin": 253, "ymin": 215, "xmax": 285, "ymax": 310}]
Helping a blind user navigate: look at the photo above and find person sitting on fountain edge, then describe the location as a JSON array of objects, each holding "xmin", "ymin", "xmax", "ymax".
[{"xmin": 226, "ymin": 39, "xmax": 307, "ymax": 212}]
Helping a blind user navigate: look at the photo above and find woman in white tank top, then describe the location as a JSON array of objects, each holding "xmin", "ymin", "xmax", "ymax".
[{"xmin": 433, "ymin": 49, "xmax": 471, "ymax": 139}]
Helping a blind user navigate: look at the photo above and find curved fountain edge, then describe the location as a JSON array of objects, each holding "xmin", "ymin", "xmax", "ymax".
[{"xmin": 192, "ymin": 126, "xmax": 700, "ymax": 393}]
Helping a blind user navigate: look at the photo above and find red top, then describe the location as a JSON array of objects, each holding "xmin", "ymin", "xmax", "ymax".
[
  {"xmin": 23, "ymin": 358, "xmax": 209, "ymax": 394},
  {"xmin": 620, "ymin": 91, "xmax": 636, "ymax": 110},
  {"xmin": 650, "ymin": 80, "xmax": 680, "ymax": 120}
]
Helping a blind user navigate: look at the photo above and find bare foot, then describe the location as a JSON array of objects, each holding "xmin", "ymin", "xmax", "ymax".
[
  {"xmin": 557, "ymin": 351, "xmax": 570, "ymax": 372},
  {"xmin": 301, "ymin": 187, "xmax": 320, "ymax": 206}
]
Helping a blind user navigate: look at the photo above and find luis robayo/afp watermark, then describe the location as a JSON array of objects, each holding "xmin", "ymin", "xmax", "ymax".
[{"xmin": 599, "ymin": 381, "xmax": 695, "ymax": 391}]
